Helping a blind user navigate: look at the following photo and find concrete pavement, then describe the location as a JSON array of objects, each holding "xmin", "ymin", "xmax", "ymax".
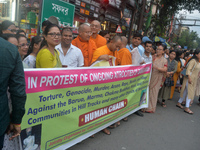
[{"xmin": 67, "ymin": 91, "xmax": 200, "ymax": 150}]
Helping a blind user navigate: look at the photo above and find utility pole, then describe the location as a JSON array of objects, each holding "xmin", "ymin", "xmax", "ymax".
[
  {"xmin": 138, "ymin": 0, "xmax": 146, "ymax": 31},
  {"xmin": 128, "ymin": 0, "xmax": 138, "ymax": 44}
]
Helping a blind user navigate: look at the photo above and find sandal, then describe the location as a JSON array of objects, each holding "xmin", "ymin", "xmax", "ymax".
[
  {"xmin": 184, "ymin": 109, "xmax": 193, "ymax": 115},
  {"xmin": 144, "ymin": 110, "xmax": 154, "ymax": 113},
  {"xmin": 102, "ymin": 128, "xmax": 111, "ymax": 135},
  {"xmin": 176, "ymin": 104, "xmax": 184, "ymax": 109},
  {"xmin": 108, "ymin": 124, "xmax": 116, "ymax": 129},
  {"xmin": 122, "ymin": 117, "xmax": 128, "ymax": 122},
  {"xmin": 161, "ymin": 102, "xmax": 166, "ymax": 108},
  {"xmin": 116, "ymin": 121, "xmax": 120, "ymax": 126}
]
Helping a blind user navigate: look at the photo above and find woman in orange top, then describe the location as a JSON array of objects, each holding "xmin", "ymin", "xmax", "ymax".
[{"xmin": 170, "ymin": 51, "xmax": 183, "ymax": 99}]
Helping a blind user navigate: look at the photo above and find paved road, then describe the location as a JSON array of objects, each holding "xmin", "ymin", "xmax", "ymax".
[{"xmin": 67, "ymin": 91, "xmax": 200, "ymax": 150}]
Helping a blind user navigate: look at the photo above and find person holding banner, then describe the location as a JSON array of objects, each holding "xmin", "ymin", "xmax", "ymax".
[
  {"xmin": 91, "ymin": 35, "xmax": 121, "ymax": 66},
  {"xmin": 0, "ymin": 37, "xmax": 26, "ymax": 149},
  {"xmin": 72, "ymin": 23, "xmax": 97, "ymax": 67},
  {"xmin": 90, "ymin": 20, "xmax": 107, "ymax": 48},
  {"xmin": 144, "ymin": 44, "xmax": 167, "ymax": 113},
  {"xmin": 118, "ymin": 36, "xmax": 132, "ymax": 122},
  {"xmin": 55, "ymin": 27, "xmax": 84, "ymax": 67},
  {"xmin": 126, "ymin": 33, "xmax": 143, "ymax": 55},
  {"xmin": 91, "ymin": 35, "xmax": 122, "ymax": 135},
  {"xmin": 118, "ymin": 36, "xmax": 132, "ymax": 66},
  {"xmin": 36, "ymin": 24, "xmax": 62, "ymax": 68}
]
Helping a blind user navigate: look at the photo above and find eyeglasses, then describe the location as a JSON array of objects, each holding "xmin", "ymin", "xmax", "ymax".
[
  {"xmin": 47, "ymin": 33, "xmax": 61, "ymax": 37},
  {"xmin": 90, "ymin": 24, "xmax": 99, "ymax": 28},
  {"xmin": 84, "ymin": 31, "xmax": 92, "ymax": 35},
  {"xmin": 18, "ymin": 43, "xmax": 29, "ymax": 47},
  {"xmin": 7, "ymin": 29, "xmax": 17, "ymax": 33}
]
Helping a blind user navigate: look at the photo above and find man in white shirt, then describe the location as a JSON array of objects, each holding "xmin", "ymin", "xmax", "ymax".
[
  {"xmin": 55, "ymin": 27, "xmax": 84, "ymax": 67},
  {"xmin": 142, "ymin": 41, "xmax": 153, "ymax": 64}
]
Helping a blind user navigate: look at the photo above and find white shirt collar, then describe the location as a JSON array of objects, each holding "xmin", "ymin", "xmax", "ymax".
[{"xmin": 56, "ymin": 43, "xmax": 73, "ymax": 55}]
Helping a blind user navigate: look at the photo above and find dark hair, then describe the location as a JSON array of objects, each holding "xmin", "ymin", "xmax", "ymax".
[
  {"xmin": 40, "ymin": 24, "xmax": 60, "ymax": 48},
  {"xmin": 144, "ymin": 41, "xmax": 152, "ymax": 46},
  {"xmin": 190, "ymin": 50, "xmax": 194, "ymax": 54},
  {"xmin": 0, "ymin": 20, "xmax": 15, "ymax": 34},
  {"xmin": 169, "ymin": 50, "xmax": 176, "ymax": 54},
  {"xmin": 0, "ymin": 33, "xmax": 16, "ymax": 41},
  {"xmin": 157, "ymin": 44, "xmax": 166, "ymax": 51},
  {"xmin": 152, "ymin": 44, "xmax": 156, "ymax": 50},
  {"xmin": 184, "ymin": 52, "xmax": 190, "ymax": 58},
  {"xmin": 175, "ymin": 50, "xmax": 183, "ymax": 62},
  {"xmin": 17, "ymin": 30, "xmax": 26, "ymax": 36},
  {"xmin": 16, "ymin": 34, "xmax": 27, "ymax": 42},
  {"xmin": 132, "ymin": 33, "xmax": 142, "ymax": 40},
  {"xmin": 61, "ymin": 27, "xmax": 72, "ymax": 35},
  {"xmin": 187, "ymin": 50, "xmax": 200, "ymax": 65},
  {"xmin": 99, "ymin": 30, "xmax": 109, "ymax": 37},
  {"xmin": 25, "ymin": 36, "xmax": 42, "ymax": 58},
  {"xmin": 42, "ymin": 20, "xmax": 52, "ymax": 28}
]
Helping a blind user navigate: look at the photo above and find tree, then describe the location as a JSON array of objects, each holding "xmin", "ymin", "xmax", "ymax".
[
  {"xmin": 155, "ymin": 0, "xmax": 200, "ymax": 36},
  {"xmin": 173, "ymin": 30, "xmax": 200, "ymax": 49}
]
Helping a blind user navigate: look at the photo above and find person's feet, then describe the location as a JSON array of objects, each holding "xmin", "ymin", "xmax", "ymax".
[
  {"xmin": 122, "ymin": 117, "xmax": 128, "ymax": 122},
  {"xmin": 108, "ymin": 124, "xmax": 116, "ymax": 129},
  {"xmin": 102, "ymin": 128, "xmax": 111, "ymax": 135},
  {"xmin": 161, "ymin": 102, "xmax": 166, "ymax": 107},
  {"xmin": 184, "ymin": 108, "xmax": 193, "ymax": 115},
  {"xmin": 135, "ymin": 111, "xmax": 144, "ymax": 117},
  {"xmin": 116, "ymin": 121, "xmax": 120, "ymax": 126},
  {"xmin": 176, "ymin": 103, "xmax": 184, "ymax": 109}
]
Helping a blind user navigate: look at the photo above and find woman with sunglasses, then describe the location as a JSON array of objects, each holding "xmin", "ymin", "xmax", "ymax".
[
  {"xmin": 36, "ymin": 24, "xmax": 62, "ymax": 68},
  {"xmin": 0, "ymin": 20, "xmax": 17, "ymax": 35},
  {"xmin": 23, "ymin": 36, "xmax": 42, "ymax": 68}
]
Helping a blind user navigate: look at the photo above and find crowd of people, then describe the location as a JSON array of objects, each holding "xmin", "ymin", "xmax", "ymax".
[{"xmin": 1, "ymin": 18, "xmax": 200, "ymax": 149}]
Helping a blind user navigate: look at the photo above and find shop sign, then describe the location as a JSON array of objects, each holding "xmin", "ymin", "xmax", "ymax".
[
  {"xmin": 41, "ymin": 0, "xmax": 75, "ymax": 27},
  {"xmin": 109, "ymin": 0, "xmax": 121, "ymax": 8},
  {"xmin": 116, "ymin": 25, "xmax": 122, "ymax": 33}
]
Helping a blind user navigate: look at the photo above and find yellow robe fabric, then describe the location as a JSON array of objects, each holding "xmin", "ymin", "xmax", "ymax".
[
  {"xmin": 118, "ymin": 48, "xmax": 132, "ymax": 65},
  {"xmin": 92, "ymin": 45, "xmax": 120, "ymax": 66},
  {"xmin": 90, "ymin": 34, "xmax": 107, "ymax": 48}
]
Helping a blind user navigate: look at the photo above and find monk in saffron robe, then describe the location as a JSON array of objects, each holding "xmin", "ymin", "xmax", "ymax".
[
  {"xmin": 118, "ymin": 36, "xmax": 132, "ymax": 65},
  {"xmin": 72, "ymin": 23, "xmax": 97, "ymax": 66},
  {"xmin": 92, "ymin": 36, "xmax": 122, "ymax": 135},
  {"xmin": 90, "ymin": 20, "xmax": 107, "ymax": 48},
  {"xmin": 92, "ymin": 36, "xmax": 122, "ymax": 65}
]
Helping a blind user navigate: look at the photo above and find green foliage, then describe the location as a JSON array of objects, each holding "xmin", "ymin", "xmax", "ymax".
[
  {"xmin": 156, "ymin": 0, "xmax": 200, "ymax": 36},
  {"xmin": 174, "ymin": 30, "xmax": 200, "ymax": 49}
]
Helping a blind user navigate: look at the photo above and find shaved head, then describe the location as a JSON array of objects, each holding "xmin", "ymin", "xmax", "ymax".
[
  {"xmin": 78, "ymin": 23, "xmax": 91, "ymax": 41},
  {"xmin": 121, "ymin": 36, "xmax": 128, "ymax": 45},
  {"xmin": 78, "ymin": 23, "xmax": 90, "ymax": 32},
  {"xmin": 91, "ymin": 20, "xmax": 101, "ymax": 35},
  {"xmin": 108, "ymin": 35, "xmax": 122, "ymax": 52},
  {"xmin": 91, "ymin": 20, "xmax": 101, "ymax": 28},
  {"xmin": 111, "ymin": 35, "xmax": 122, "ymax": 43}
]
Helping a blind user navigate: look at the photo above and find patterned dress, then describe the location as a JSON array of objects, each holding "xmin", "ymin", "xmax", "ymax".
[{"xmin": 146, "ymin": 56, "xmax": 167, "ymax": 112}]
